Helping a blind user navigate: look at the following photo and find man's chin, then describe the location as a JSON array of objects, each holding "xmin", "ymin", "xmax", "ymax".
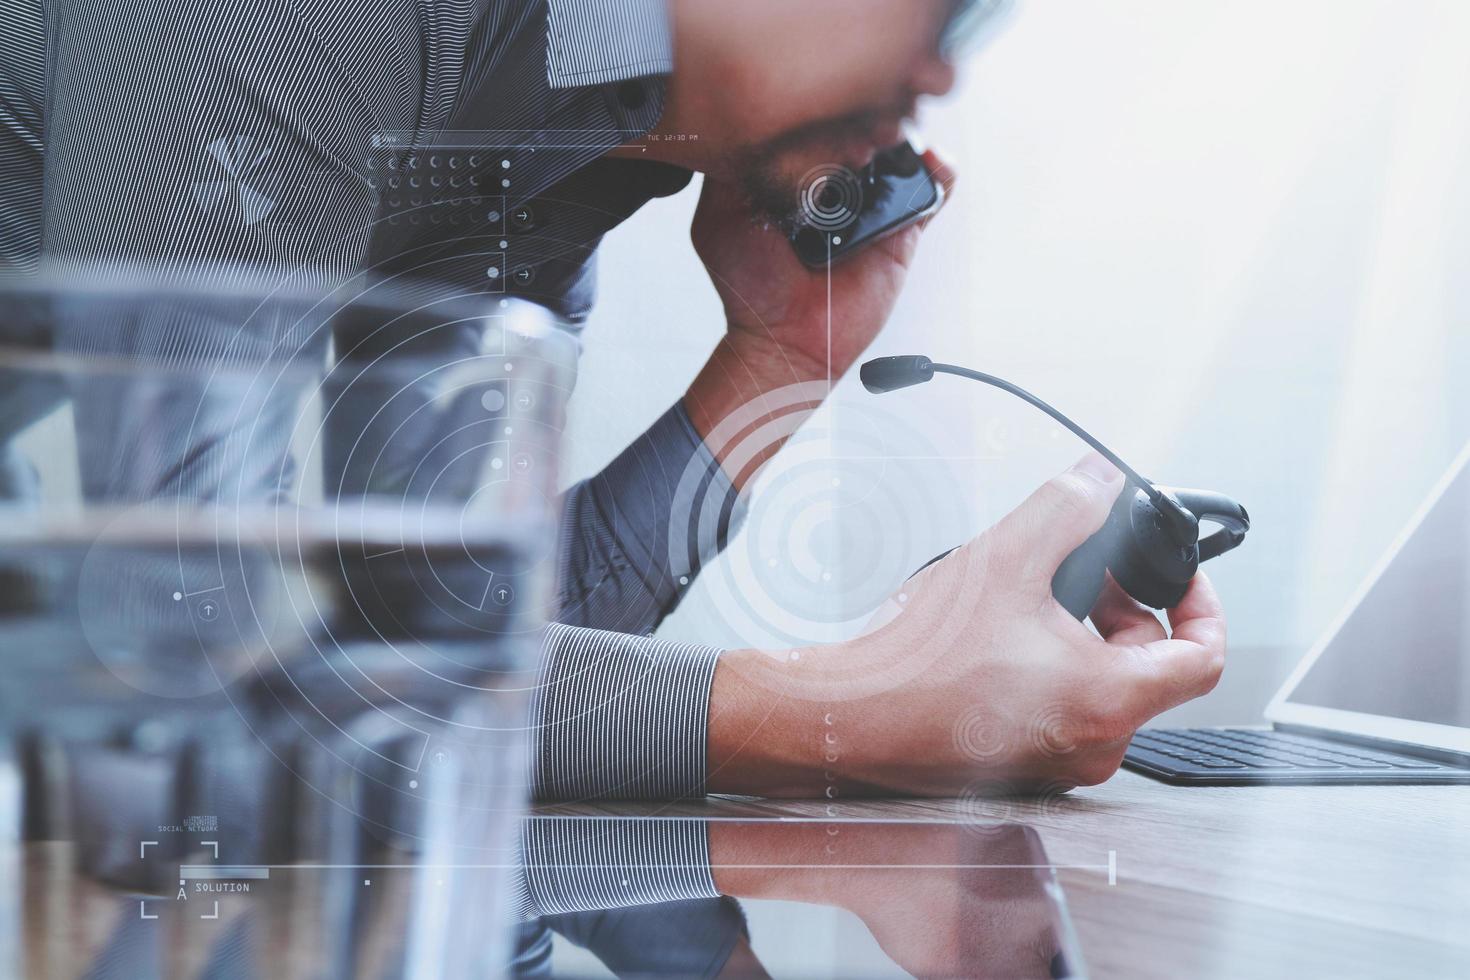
[
  {"xmin": 779, "ymin": 140, "xmax": 882, "ymax": 185},
  {"xmin": 734, "ymin": 142, "xmax": 879, "ymax": 230}
]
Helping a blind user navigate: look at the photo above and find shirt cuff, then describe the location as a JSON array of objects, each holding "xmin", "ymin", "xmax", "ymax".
[
  {"xmin": 545, "ymin": 0, "xmax": 675, "ymax": 89},
  {"xmin": 530, "ymin": 623, "xmax": 721, "ymax": 800}
]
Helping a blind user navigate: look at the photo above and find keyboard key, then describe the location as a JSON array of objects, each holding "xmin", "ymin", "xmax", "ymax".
[
  {"xmin": 1126, "ymin": 749, "xmax": 1241, "ymax": 772},
  {"xmin": 1384, "ymin": 759, "xmax": 1444, "ymax": 770},
  {"xmin": 1136, "ymin": 732, "xmax": 1188, "ymax": 745},
  {"xmin": 1196, "ymin": 730, "xmax": 1447, "ymax": 768},
  {"xmin": 1125, "ymin": 746, "xmax": 1198, "ymax": 770},
  {"xmin": 1320, "ymin": 757, "xmax": 1394, "ymax": 769},
  {"xmin": 1129, "ymin": 729, "xmax": 1469, "ymax": 779}
]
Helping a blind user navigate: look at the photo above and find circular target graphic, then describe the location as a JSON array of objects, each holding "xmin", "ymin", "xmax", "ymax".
[
  {"xmin": 952, "ymin": 705, "xmax": 1010, "ymax": 763},
  {"xmin": 77, "ymin": 506, "xmax": 281, "ymax": 699},
  {"xmin": 797, "ymin": 164, "xmax": 864, "ymax": 231},
  {"xmin": 669, "ymin": 382, "xmax": 975, "ymax": 699},
  {"xmin": 956, "ymin": 778, "xmax": 1076, "ymax": 836},
  {"xmin": 145, "ymin": 282, "xmax": 578, "ymax": 842}
]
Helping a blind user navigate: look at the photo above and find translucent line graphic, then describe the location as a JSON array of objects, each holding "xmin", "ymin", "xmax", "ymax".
[
  {"xmin": 179, "ymin": 866, "xmax": 272, "ymax": 880},
  {"xmin": 182, "ymin": 585, "xmax": 225, "ymax": 598},
  {"xmin": 174, "ymin": 861, "xmax": 1117, "ymax": 874}
]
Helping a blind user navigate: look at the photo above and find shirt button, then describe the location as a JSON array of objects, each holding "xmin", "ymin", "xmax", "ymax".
[
  {"xmin": 509, "ymin": 204, "xmax": 537, "ymax": 232},
  {"xmin": 616, "ymin": 80, "xmax": 647, "ymax": 110}
]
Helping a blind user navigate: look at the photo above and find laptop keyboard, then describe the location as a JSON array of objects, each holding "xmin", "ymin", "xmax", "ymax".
[{"xmin": 1126, "ymin": 728, "xmax": 1453, "ymax": 775}]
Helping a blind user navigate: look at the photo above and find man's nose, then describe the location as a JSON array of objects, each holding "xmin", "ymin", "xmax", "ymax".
[{"xmin": 911, "ymin": 56, "xmax": 958, "ymax": 99}]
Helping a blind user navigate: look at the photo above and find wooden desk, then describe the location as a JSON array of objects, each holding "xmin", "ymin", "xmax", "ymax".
[{"xmin": 538, "ymin": 772, "xmax": 1470, "ymax": 979}]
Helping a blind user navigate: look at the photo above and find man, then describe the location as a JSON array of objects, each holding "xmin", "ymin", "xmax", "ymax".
[{"xmin": 0, "ymin": 0, "xmax": 1225, "ymax": 804}]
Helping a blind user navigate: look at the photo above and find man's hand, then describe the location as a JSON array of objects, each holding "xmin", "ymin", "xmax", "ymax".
[
  {"xmin": 683, "ymin": 151, "xmax": 955, "ymax": 488},
  {"xmin": 707, "ymin": 453, "xmax": 1228, "ymax": 796},
  {"xmin": 691, "ymin": 147, "xmax": 954, "ymax": 379}
]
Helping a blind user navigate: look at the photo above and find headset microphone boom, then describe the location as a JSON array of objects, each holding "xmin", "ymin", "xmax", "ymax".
[{"xmin": 860, "ymin": 355, "xmax": 1250, "ymax": 620}]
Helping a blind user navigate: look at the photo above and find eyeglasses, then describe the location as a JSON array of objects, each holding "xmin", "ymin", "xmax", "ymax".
[{"xmin": 941, "ymin": 0, "xmax": 1018, "ymax": 58}]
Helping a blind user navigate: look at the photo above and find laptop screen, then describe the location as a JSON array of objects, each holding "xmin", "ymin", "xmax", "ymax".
[{"xmin": 1285, "ymin": 449, "xmax": 1470, "ymax": 729}]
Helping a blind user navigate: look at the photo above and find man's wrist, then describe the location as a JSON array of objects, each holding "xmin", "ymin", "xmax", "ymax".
[
  {"xmin": 707, "ymin": 643, "xmax": 883, "ymax": 799},
  {"xmin": 706, "ymin": 624, "xmax": 933, "ymax": 800},
  {"xmin": 708, "ymin": 647, "xmax": 817, "ymax": 796},
  {"xmin": 683, "ymin": 331, "xmax": 828, "ymax": 490}
]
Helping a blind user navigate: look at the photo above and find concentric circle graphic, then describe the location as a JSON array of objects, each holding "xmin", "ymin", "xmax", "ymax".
[
  {"xmin": 956, "ymin": 778, "xmax": 1076, "ymax": 836},
  {"xmin": 59, "ymin": 275, "xmax": 587, "ymax": 842},
  {"xmin": 669, "ymin": 381, "xmax": 974, "ymax": 700},
  {"xmin": 797, "ymin": 164, "xmax": 864, "ymax": 231},
  {"xmin": 952, "ymin": 705, "xmax": 1010, "ymax": 763},
  {"xmin": 77, "ymin": 507, "xmax": 282, "ymax": 699},
  {"xmin": 1028, "ymin": 704, "xmax": 1080, "ymax": 758}
]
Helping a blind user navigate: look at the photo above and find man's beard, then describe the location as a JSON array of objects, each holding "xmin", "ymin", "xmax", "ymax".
[{"xmin": 731, "ymin": 111, "xmax": 894, "ymax": 232}]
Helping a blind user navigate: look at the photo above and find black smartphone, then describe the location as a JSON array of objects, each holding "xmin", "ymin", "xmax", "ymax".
[{"xmin": 788, "ymin": 140, "xmax": 943, "ymax": 268}]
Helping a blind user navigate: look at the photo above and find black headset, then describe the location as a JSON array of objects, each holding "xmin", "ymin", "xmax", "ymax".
[{"xmin": 861, "ymin": 355, "xmax": 1250, "ymax": 620}]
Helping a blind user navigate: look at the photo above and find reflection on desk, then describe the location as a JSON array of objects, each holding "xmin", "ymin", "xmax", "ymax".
[
  {"xmin": 18, "ymin": 820, "xmax": 1086, "ymax": 979},
  {"xmin": 527, "ymin": 820, "xmax": 1084, "ymax": 979},
  {"xmin": 540, "ymin": 770, "xmax": 1470, "ymax": 979},
  {"xmin": 17, "ymin": 767, "xmax": 1469, "ymax": 977}
]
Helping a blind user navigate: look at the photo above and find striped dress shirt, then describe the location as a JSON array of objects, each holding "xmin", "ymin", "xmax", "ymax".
[{"xmin": 0, "ymin": 0, "xmax": 736, "ymax": 806}]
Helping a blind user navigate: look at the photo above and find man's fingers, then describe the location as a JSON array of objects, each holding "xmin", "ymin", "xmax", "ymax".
[
  {"xmin": 872, "ymin": 149, "xmax": 955, "ymax": 267},
  {"xmin": 1165, "ymin": 570, "xmax": 1226, "ymax": 648},
  {"xmin": 1123, "ymin": 574, "xmax": 1227, "ymax": 717},
  {"xmin": 1092, "ymin": 575, "xmax": 1166, "ymax": 646},
  {"xmin": 990, "ymin": 453, "xmax": 1126, "ymax": 591}
]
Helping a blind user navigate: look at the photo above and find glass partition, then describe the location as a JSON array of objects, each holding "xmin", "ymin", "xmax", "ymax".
[{"xmin": 0, "ymin": 269, "xmax": 575, "ymax": 978}]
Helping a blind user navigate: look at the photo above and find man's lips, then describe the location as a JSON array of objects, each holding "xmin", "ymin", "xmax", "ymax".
[
  {"xmin": 870, "ymin": 118, "xmax": 908, "ymax": 149},
  {"xmin": 849, "ymin": 119, "xmax": 909, "ymax": 168}
]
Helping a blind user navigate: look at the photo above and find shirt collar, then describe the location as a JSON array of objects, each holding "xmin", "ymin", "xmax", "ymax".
[{"xmin": 545, "ymin": 0, "xmax": 674, "ymax": 90}]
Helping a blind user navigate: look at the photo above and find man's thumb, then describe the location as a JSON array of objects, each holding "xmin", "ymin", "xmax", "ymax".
[{"xmin": 993, "ymin": 452, "xmax": 1126, "ymax": 589}]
